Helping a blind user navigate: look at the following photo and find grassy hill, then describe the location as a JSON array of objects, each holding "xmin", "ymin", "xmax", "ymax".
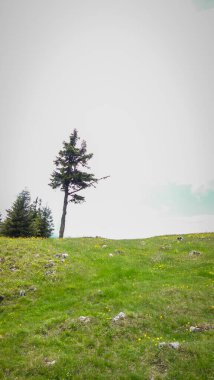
[{"xmin": 0, "ymin": 233, "xmax": 213, "ymax": 380}]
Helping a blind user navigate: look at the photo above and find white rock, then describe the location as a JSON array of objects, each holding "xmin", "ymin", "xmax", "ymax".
[
  {"xmin": 159, "ymin": 341, "xmax": 180, "ymax": 349},
  {"xmin": 46, "ymin": 360, "xmax": 56, "ymax": 366},
  {"xmin": 79, "ymin": 316, "xmax": 91, "ymax": 323},
  {"xmin": 102, "ymin": 245, "xmax": 107, "ymax": 248},
  {"xmin": 169, "ymin": 342, "xmax": 180, "ymax": 349},
  {"xmin": 20, "ymin": 290, "xmax": 26, "ymax": 296},
  {"xmin": 29, "ymin": 286, "xmax": 37, "ymax": 291},
  {"xmin": 189, "ymin": 250, "xmax": 201, "ymax": 256},
  {"xmin": 62, "ymin": 253, "xmax": 69, "ymax": 258},
  {"xmin": 45, "ymin": 270, "xmax": 55, "ymax": 275},
  {"xmin": 190, "ymin": 326, "xmax": 201, "ymax": 332},
  {"xmin": 45, "ymin": 261, "xmax": 55, "ymax": 268},
  {"xmin": 109, "ymin": 253, "xmax": 113, "ymax": 257},
  {"xmin": 112, "ymin": 312, "xmax": 126, "ymax": 322},
  {"xmin": 115, "ymin": 250, "xmax": 124, "ymax": 255},
  {"xmin": 158, "ymin": 342, "xmax": 167, "ymax": 348}
]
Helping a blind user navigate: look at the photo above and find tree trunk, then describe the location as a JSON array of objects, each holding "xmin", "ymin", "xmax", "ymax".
[{"xmin": 59, "ymin": 189, "xmax": 69, "ymax": 238}]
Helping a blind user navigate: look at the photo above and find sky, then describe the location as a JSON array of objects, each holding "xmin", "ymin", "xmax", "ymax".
[{"xmin": 0, "ymin": 0, "xmax": 214, "ymax": 238}]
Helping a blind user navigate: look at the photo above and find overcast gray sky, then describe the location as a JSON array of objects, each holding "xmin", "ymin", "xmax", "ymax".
[{"xmin": 0, "ymin": 0, "xmax": 214, "ymax": 238}]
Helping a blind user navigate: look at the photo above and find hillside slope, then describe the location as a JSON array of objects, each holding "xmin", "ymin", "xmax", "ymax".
[{"xmin": 0, "ymin": 234, "xmax": 214, "ymax": 379}]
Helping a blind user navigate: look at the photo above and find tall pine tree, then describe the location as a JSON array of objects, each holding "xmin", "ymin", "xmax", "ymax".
[{"xmin": 49, "ymin": 129, "xmax": 109, "ymax": 238}]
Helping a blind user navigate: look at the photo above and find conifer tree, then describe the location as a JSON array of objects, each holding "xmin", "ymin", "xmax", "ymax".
[
  {"xmin": 40, "ymin": 206, "xmax": 54, "ymax": 238},
  {"xmin": 49, "ymin": 129, "xmax": 109, "ymax": 238},
  {"xmin": 2, "ymin": 191, "xmax": 54, "ymax": 238},
  {"xmin": 0, "ymin": 212, "xmax": 3, "ymax": 235},
  {"xmin": 2, "ymin": 190, "xmax": 31, "ymax": 237},
  {"xmin": 30, "ymin": 199, "xmax": 54, "ymax": 238}
]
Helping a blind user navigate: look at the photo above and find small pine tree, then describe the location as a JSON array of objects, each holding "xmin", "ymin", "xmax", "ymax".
[
  {"xmin": 29, "ymin": 198, "xmax": 42, "ymax": 237},
  {"xmin": 1, "ymin": 191, "xmax": 54, "ymax": 238},
  {"xmin": 40, "ymin": 206, "xmax": 54, "ymax": 238},
  {"xmin": 0, "ymin": 212, "xmax": 3, "ymax": 236},
  {"xmin": 49, "ymin": 129, "xmax": 109, "ymax": 238},
  {"xmin": 2, "ymin": 190, "xmax": 31, "ymax": 237},
  {"xmin": 30, "ymin": 199, "xmax": 54, "ymax": 238}
]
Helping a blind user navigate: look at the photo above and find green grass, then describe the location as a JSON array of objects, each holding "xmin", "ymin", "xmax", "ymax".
[{"xmin": 0, "ymin": 233, "xmax": 213, "ymax": 379}]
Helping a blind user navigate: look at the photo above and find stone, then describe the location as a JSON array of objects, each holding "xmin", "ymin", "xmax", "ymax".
[
  {"xmin": 45, "ymin": 270, "xmax": 55, "ymax": 275},
  {"xmin": 55, "ymin": 254, "xmax": 62, "ymax": 258},
  {"xmin": 177, "ymin": 236, "xmax": 184, "ymax": 241},
  {"xmin": 189, "ymin": 250, "xmax": 201, "ymax": 256},
  {"xmin": 191, "ymin": 324, "xmax": 213, "ymax": 332},
  {"xmin": 79, "ymin": 316, "xmax": 91, "ymax": 323},
  {"xmin": 44, "ymin": 261, "xmax": 55, "ymax": 268},
  {"xmin": 62, "ymin": 253, "xmax": 69, "ymax": 258},
  {"xmin": 159, "ymin": 341, "xmax": 180, "ymax": 349},
  {"xmin": 109, "ymin": 253, "xmax": 113, "ymax": 257},
  {"xmin": 102, "ymin": 245, "xmax": 107, "ymax": 248},
  {"xmin": 20, "ymin": 290, "xmax": 26, "ymax": 296},
  {"xmin": 158, "ymin": 342, "xmax": 167, "ymax": 348},
  {"xmin": 169, "ymin": 342, "xmax": 180, "ymax": 349},
  {"xmin": 45, "ymin": 360, "xmax": 56, "ymax": 366},
  {"xmin": 112, "ymin": 312, "xmax": 126, "ymax": 322},
  {"xmin": 61, "ymin": 258, "xmax": 65, "ymax": 263},
  {"xmin": 28, "ymin": 286, "xmax": 37, "ymax": 292},
  {"xmin": 190, "ymin": 326, "xmax": 201, "ymax": 332},
  {"xmin": 0, "ymin": 295, "xmax": 5, "ymax": 303},
  {"xmin": 10, "ymin": 267, "xmax": 18, "ymax": 272},
  {"xmin": 114, "ymin": 250, "xmax": 124, "ymax": 255}
]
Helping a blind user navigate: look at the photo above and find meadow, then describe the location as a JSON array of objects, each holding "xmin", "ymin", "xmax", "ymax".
[{"xmin": 0, "ymin": 233, "xmax": 213, "ymax": 379}]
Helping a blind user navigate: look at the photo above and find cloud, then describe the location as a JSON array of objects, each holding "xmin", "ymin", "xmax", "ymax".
[{"xmin": 149, "ymin": 182, "xmax": 214, "ymax": 216}]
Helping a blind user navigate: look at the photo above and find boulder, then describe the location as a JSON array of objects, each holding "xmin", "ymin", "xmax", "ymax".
[
  {"xmin": 169, "ymin": 342, "xmax": 180, "ymax": 349},
  {"xmin": 159, "ymin": 341, "xmax": 180, "ymax": 349},
  {"xmin": 189, "ymin": 250, "xmax": 201, "ymax": 256},
  {"xmin": 112, "ymin": 312, "xmax": 126, "ymax": 322},
  {"xmin": 79, "ymin": 316, "xmax": 91, "ymax": 323},
  {"xmin": 190, "ymin": 326, "xmax": 201, "ymax": 332}
]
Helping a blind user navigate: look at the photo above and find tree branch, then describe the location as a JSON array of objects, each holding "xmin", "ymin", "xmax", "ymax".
[{"xmin": 68, "ymin": 175, "xmax": 110, "ymax": 196}]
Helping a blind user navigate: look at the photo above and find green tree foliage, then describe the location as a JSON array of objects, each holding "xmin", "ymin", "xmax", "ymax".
[
  {"xmin": 0, "ymin": 212, "xmax": 3, "ymax": 235},
  {"xmin": 1, "ymin": 191, "xmax": 54, "ymax": 238},
  {"xmin": 30, "ymin": 203, "xmax": 54, "ymax": 238},
  {"xmin": 49, "ymin": 129, "xmax": 109, "ymax": 238},
  {"xmin": 1, "ymin": 190, "xmax": 31, "ymax": 237}
]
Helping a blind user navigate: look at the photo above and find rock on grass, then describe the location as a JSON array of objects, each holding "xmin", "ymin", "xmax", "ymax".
[{"xmin": 112, "ymin": 312, "xmax": 126, "ymax": 322}]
